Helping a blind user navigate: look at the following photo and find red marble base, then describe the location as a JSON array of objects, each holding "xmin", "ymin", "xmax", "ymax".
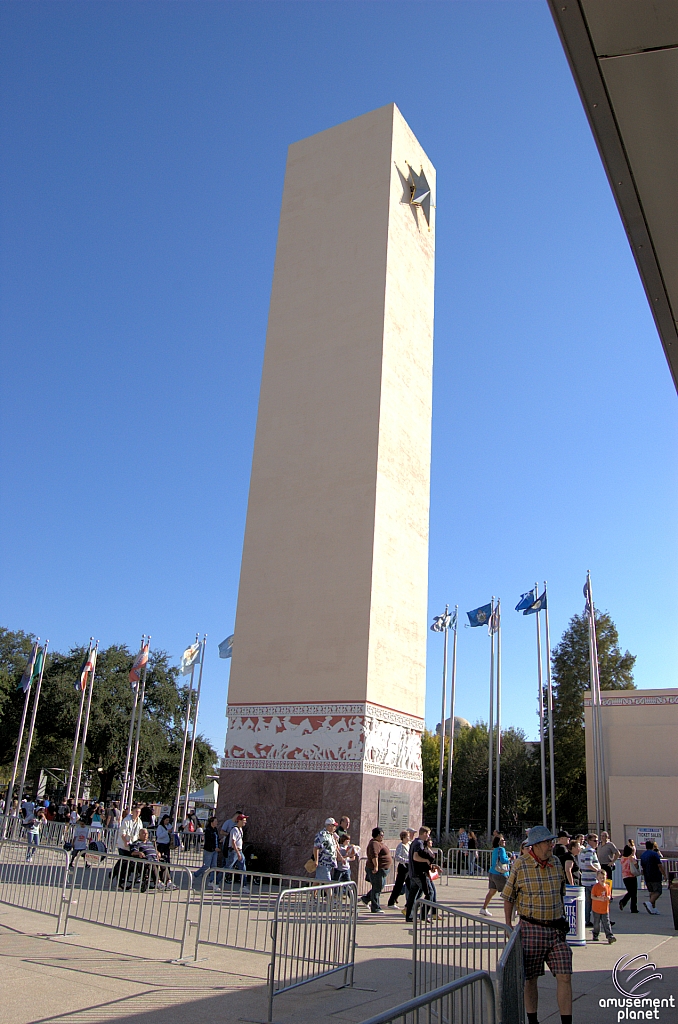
[{"xmin": 216, "ymin": 767, "xmax": 423, "ymax": 877}]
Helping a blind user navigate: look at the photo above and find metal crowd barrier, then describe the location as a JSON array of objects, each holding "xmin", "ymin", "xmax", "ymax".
[
  {"xmin": 413, "ymin": 900, "xmax": 510, "ymax": 998},
  {"xmin": 193, "ymin": 866, "xmax": 318, "ymax": 958},
  {"xmin": 63, "ymin": 851, "xmax": 194, "ymax": 959},
  {"xmin": 496, "ymin": 923, "xmax": 524, "ymax": 1024},
  {"xmin": 356, "ymin": 848, "xmax": 443, "ymax": 897},
  {"xmin": 358, "ymin": 971, "xmax": 496, "ymax": 1024},
  {"xmin": 0, "ymin": 839, "xmax": 71, "ymax": 933},
  {"xmin": 268, "ymin": 880, "xmax": 357, "ymax": 1022},
  {"xmin": 444, "ymin": 848, "xmax": 496, "ymax": 880}
]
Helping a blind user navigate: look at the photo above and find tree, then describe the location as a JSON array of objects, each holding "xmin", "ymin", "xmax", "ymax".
[
  {"xmin": 0, "ymin": 629, "xmax": 218, "ymax": 803},
  {"xmin": 422, "ymin": 722, "xmax": 542, "ymax": 839},
  {"xmin": 551, "ymin": 610, "xmax": 635, "ymax": 825}
]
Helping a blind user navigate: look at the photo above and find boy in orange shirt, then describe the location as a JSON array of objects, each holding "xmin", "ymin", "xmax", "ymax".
[{"xmin": 591, "ymin": 869, "xmax": 616, "ymax": 943}]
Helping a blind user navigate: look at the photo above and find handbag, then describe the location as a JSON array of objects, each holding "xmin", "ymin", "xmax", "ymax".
[
  {"xmin": 304, "ymin": 858, "xmax": 317, "ymax": 875},
  {"xmin": 630, "ymin": 859, "xmax": 641, "ymax": 877},
  {"xmin": 429, "ymin": 867, "xmax": 440, "ymax": 882}
]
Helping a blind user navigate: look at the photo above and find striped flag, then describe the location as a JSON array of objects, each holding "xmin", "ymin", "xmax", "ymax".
[
  {"xmin": 17, "ymin": 642, "xmax": 40, "ymax": 693},
  {"xmin": 129, "ymin": 642, "xmax": 149, "ymax": 690}
]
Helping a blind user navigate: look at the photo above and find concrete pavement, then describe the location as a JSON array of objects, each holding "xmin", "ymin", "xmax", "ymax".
[{"xmin": 1, "ymin": 876, "xmax": 675, "ymax": 1023}]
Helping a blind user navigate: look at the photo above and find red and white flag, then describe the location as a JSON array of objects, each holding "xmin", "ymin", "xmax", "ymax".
[{"xmin": 129, "ymin": 642, "xmax": 149, "ymax": 690}]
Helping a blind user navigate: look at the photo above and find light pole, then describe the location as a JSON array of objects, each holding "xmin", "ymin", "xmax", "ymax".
[{"xmin": 431, "ymin": 607, "xmax": 455, "ymax": 842}]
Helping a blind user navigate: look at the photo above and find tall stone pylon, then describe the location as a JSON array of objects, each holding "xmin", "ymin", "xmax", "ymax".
[{"xmin": 218, "ymin": 104, "xmax": 435, "ymax": 874}]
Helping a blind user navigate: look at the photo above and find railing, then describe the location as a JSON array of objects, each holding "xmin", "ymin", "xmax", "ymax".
[
  {"xmin": 268, "ymin": 880, "xmax": 357, "ymax": 1022},
  {"xmin": 413, "ymin": 901, "xmax": 511, "ymax": 997},
  {"xmin": 0, "ymin": 839, "xmax": 70, "ymax": 933},
  {"xmin": 496, "ymin": 923, "xmax": 524, "ymax": 1024},
  {"xmin": 444, "ymin": 848, "xmax": 506, "ymax": 880},
  {"xmin": 193, "ymin": 865, "xmax": 318, "ymax": 958},
  {"xmin": 358, "ymin": 971, "xmax": 496, "ymax": 1024},
  {"xmin": 63, "ymin": 851, "xmax": 194, "ymax": 959}
]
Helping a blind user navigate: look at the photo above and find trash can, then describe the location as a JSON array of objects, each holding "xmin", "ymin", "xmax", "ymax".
[{"xmin": 564, "ymin": 885, "xmax": 586, "ymax": 946}]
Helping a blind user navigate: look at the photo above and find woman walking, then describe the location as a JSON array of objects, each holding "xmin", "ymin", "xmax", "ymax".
[
  {"xmin": 619, "ymin": 842, "xmax": 640, "ymax": 913},
  {"xmin": 480, "ymin": 835, "xmax": 510, "ymax": 916},
  {"xmin": 467, "ymin": 831, "xmax": 478, "ymax": 876},
  {"xmin": 156, "ymin": 814, "xmax": 173, "ymax": 864}
]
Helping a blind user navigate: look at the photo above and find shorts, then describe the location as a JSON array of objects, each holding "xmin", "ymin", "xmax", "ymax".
[
  {"xmin": 519, "ymin": 919, "xmax": 573, "ymax": 980},
  {"xmin": 488, "ymin": 871, "xmax": 507, "ymax": 892},
  {"xmin": 646, "ymin": 881, "xmax": 663, "ymax": 895}
]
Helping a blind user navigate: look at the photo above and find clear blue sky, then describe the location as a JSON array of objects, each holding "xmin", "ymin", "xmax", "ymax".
[{"xmin": 2, "ymin": 1, "xmax": 676, "ymax": 758}]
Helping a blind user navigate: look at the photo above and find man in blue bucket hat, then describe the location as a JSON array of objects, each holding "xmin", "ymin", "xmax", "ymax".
[{"xmin": 502, "ymin": 825, "xmax": 573, "ymax": 1024}]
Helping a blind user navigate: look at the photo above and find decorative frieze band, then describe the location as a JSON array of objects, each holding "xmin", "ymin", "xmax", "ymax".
[
  {"xmin": 583, "ymin": 694, "xmax": 678, "ymax": 707},
  {"xmin": 222, "ymin": 701, "xmax": 423, "ymax": 778}
]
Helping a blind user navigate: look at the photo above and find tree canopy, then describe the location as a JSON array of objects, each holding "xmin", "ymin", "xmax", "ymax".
[
  {"xmin": 551, "ymin": 610, "xmax": 635, "ymax": 824},
  {"xmin": 0, "ymin": 627, "xmax": 217, "ymax": 803}
]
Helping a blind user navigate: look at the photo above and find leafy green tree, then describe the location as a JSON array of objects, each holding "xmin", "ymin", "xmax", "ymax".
[
  {"xmin": 0, "ymin": 629, "xmax": 217, "ymax": 803},
  {"xmin": 551, "ymin": 610, "xmax": 635, "ymax": 825}
]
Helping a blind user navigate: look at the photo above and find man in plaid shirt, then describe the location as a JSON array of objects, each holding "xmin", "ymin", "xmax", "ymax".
[{"xmin": 502, "ymin": 825, "xmax": 573, "ymax": 1024}]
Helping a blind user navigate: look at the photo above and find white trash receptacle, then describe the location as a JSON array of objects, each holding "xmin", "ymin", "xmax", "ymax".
[{"xmin": 564, "ymin": 885, "xmax": 585, "ymax": 946}]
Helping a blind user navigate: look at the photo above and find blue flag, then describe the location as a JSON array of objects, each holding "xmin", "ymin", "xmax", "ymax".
[
  {"xmin": 467, "ymin": 603, "xmax": 492, "ymax": 628},
  {"xmin": 219, "ymin": 635, "xmax": 234, "ymax": 659},
  {"xmin": 515, "ymin": 591, "xmax": 535, "ymax": 612},
  {"xmin": 523, "ymin": 590, "xmax": 547, "ymax": 615}
]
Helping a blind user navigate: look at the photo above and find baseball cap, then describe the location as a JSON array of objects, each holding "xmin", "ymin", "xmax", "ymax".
[
  {"xmin": 525, "ymin": 825, "xmax": 558, "ymax": 846},
  {"xmin": 324, "ymin": 817, "xmax": 337, "ymax": 826},
  {"xmin": 557, "ymin": 830, "xmax": 571, "ymax": 839},
  {"xmin": 235, "ymin": 813, "xmax": 247, "ymax": 821}
]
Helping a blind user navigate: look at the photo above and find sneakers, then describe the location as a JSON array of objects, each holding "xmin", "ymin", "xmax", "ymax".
[
  {"xmin": 608, "ymin": 935, "xmax": 617, "ymax": 943},
  {"xmin": 165, "ymin": 882, "xmax": 178, "ymax": 891},
  {"xmin": 591, "ymin": 935, "xmax": 599, "ymax": 941},
  {"xmin": 156, "ymin": 881, "xmax": 165, "ymax": 891},
  {"xmin": 479, "ymin": 908, "xmax": 492, "ymax": 917},
  {"xmin": 644, "ymin": 901, "xmax": 654, "ymax": 915},
  {"xmin": 371, "ymin": 909, "xmax": 386, "ymax": 915},
  {"xmin": 241, "ymin": 886, "xmax": 251, "ymax": 894}
]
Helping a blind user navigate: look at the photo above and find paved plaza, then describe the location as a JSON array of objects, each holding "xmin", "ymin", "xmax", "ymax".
[{"xmin": 2, "ymin": 876, "xmax": 676, "ymax": 1024}]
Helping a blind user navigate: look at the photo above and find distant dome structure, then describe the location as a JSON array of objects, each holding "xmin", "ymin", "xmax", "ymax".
[{"xmin": 436, "ymin": 716, "xmax": 471, "ymax": 738}]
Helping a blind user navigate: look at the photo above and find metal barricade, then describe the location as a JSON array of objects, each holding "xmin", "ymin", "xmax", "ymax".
[
  {"xmin": 268, "ymin": 880, "xmax": 357, "ymax": 1022},
  {"xmin": 496, "ymin": 923, "xmax": 524, "ymax": 1024},
  {"xmin": 413, "ymin": 901, "xmax": 510, "ymax": 997},
  {"xmin": 193, "ymin": 865, "xmax": 318, "ymax": 958},
  {"xmin": 64, "ymin": 851, "xmax": 193, "ymax": 958},
  {"xmin": 0, "ymin": 839, "xmax": 70, "ymax": 933},
  {"xmin": 357, "ymin": 971, "xmax": 496, "ymax": 1024},
  {"xmin": 444, "ymin": 848, "xmax": 494, "ymax": 881},
  {"xmin": 165, "ymin": 832, "xmax": 205, "ymax": 868}
]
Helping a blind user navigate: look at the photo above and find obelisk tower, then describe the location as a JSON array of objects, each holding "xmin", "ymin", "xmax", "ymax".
[{"xmin": 218, "ymin": 104, "xmax": 435, "ymax": 874}]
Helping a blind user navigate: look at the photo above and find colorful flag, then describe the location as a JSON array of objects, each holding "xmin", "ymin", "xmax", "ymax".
[
  {"xmin": 17, "ymin": 642, "xmax": 39, "ymax": 693},
  {"xmin": 75, "ymin": 645, "xmax": 97, "ymax": 692},
  {"xmin": 31, "ymin": 647, "xmax": 45, "ymax": 686},
  {"xmin": 467, "ymin": 604, "xmax": 492, "ymax": 628},
  {"xmin": 129, "ymin": 643, "xmax": 149, "ymax": 689},
  {"xmin": 180, "ymin": 641, "xmax": 201, "ymax": 675},
  {"xmin": 523, "ymin": 590, "xmax": 547, "ymax": 615},
  {"xmin": 489, "ymin": 604, "xmax": 500, "ymax": 634},
  {"xmin": 515, "ymin": 591, "xmax": 535, "ymax": 612},
  {"xmin": 218, "ymin": 635, "xmax": 234, "ymax": 659},
  {"xmin": 431, "ymin": 609, "xmax": 457, "ymax": 632},
  {"xmin": 583, "ymin": 577, "xmax": 591, "ymax": 614}
]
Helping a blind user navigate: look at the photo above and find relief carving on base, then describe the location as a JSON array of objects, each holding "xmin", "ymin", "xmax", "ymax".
[{"xmin": 223, "ymin": 702, "xmax": 423, "ymax": 780}]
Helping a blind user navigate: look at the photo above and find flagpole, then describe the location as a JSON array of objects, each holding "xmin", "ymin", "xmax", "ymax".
[
  {"xmin": 4, "ymin": 641, "xmax": 39, "ymax": 827},
  {"xmin": 66, "ymin": 639, "xmax": 93, "ymax": 803},
  {"xmin": 121, "ymin": 635, "xmax": 145, "ymax": 810},
  {"xmin": 495, "ymin": 599, "xmax": 501, "ymax": 833},
  {"xmin": 444, "ymin": 606, "xmax": 458, "ymax": 838},
  {"xmin": 16, "ymin": 641, "xmax": 49, "ymax": 810},
  {"xmin": 535, "ymin": 581, "xmax": 547, "ymax": 828},
  {"xmin": 588, "ymin": 573, "xmax": 609, "ymax": 831},
  {"xmin": 436, "ymin": 607, "xmax": 449, "ymax": 842},
  {"xmin": 183, "ymin": 636, "xmax": 207, "ymax": 825},
  {"xmin": 173, "ymin": 635, "xmax": 199, "ymax": 831},
  {"xmin": 487, "ymin": 598, "xmax": 495, "ymax": 844},
  {"xmin": 129, "ymin": 638, "xmax": 151, "ymax": 809},
  {"xmin": 543, "ymin": 583, "xmax": 557, "ymax": 834},
  {"xmin": 589, "ymin": 577, "xmax": 606, "ymax": 831},
  {"xmin": 74, "ymin": 642, "xmax": 98, "ymax": 807}
]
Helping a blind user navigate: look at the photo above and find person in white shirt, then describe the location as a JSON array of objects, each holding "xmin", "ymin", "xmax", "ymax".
[
  {"xmin": 387, "ymin": 831, "xmax": 411, "ymax": 907},
  {"xmin": 114, "ymin": 806, "xmax": 143, "ymax": 889},
  {"xmin": 224, "ymin": 813, "xmax": 249, "ymax": 893}
]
